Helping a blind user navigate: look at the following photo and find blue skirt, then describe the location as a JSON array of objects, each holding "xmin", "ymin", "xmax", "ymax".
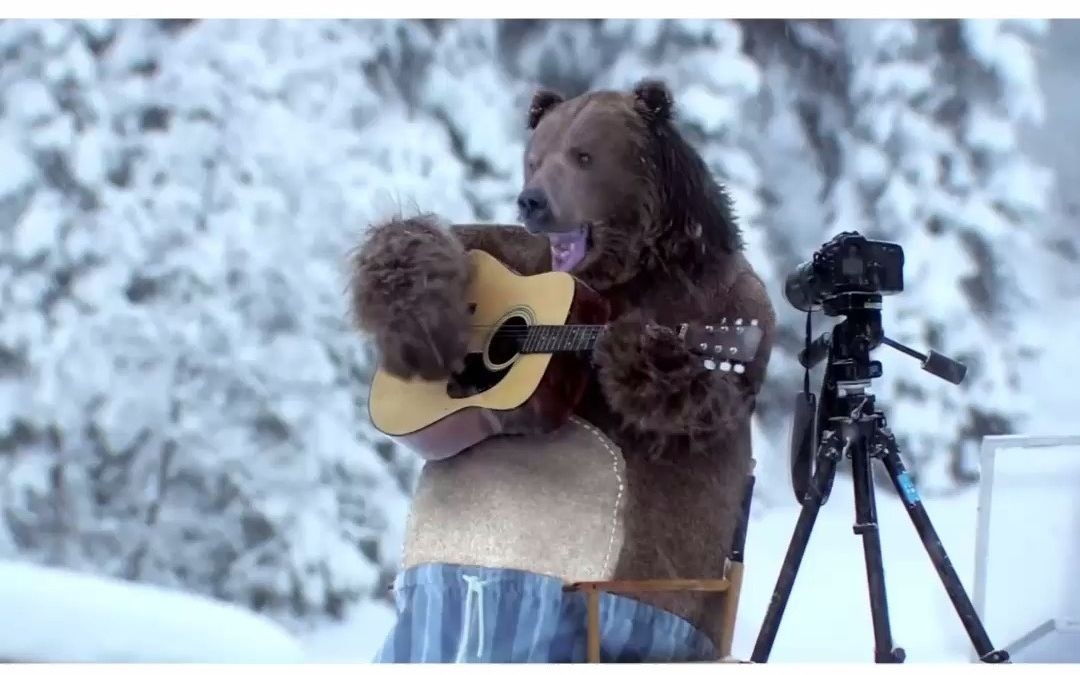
[{"xmin": 373, "ymin": 563, "xmax": 716, "ymax": 663}]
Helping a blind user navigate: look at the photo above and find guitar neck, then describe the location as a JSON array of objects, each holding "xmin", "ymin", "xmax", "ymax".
[
  {"xmin": 519, "ymin": 325, "xmax": 605, "ymax": 355},
  {"xmin": 515, "ymin": 318, "xmax": 762, "ymax": 371}
]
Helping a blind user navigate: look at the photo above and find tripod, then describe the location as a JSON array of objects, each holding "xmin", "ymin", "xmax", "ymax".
[{"xmin": 750, "ymin": 293, "xmax": 1010, "ymax": 664}]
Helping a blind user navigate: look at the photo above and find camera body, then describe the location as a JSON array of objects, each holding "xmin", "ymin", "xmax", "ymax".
[{"xmin": 783, "ymin": 231, "xmax": 904, "ymax": 314}]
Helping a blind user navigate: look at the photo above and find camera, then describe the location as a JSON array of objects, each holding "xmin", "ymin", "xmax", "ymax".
[{"xmin": 783, "ymin": 231, "xmax": 905, "ymax": 313}]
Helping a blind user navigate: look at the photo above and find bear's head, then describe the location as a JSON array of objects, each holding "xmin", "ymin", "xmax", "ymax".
[{"xmin": 518, "ymin": 78, "xmax": 743, "ymax": 291}]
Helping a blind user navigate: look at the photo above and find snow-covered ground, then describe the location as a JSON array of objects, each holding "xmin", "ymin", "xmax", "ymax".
[
  {"xmin": 301, "ymin": 600, "xmax": 396, "ymax": 663},
  {"xmin": 0, "ymin": 560, "xmax": 304, "ymax": 663},
  {"xmin": 4, "ymin": 443, "xmax": 1070, "ymax": 664}
]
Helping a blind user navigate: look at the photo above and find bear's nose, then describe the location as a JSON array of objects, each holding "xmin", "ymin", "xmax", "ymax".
[{"xmin": 516, "ymin": 187, "xmax": 551, "ymax": 226}]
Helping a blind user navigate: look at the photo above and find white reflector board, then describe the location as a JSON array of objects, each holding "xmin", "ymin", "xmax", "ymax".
[{"xmin": 973, "ymin": 434, "xmax": 1080, "ymax": 663}]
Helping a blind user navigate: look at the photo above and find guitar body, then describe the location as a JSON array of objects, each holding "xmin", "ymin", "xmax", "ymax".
[{"xmin": 368, "ymin": 250, "xmax": 610, "ymax": 460}]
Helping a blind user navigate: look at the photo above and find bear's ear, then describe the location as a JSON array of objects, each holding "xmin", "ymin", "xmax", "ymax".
[
  {"xmin": 632, "ymin": 78, "xmax": 674, "ymax": 124},
  {"xmin": 527, "ymin": 88, "xmax": 564, "ymax": 130}
]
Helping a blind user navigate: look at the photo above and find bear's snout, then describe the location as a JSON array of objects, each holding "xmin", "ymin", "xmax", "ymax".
[{"xmin": 517, "ymin": 187, "xmax": 554, "ymax": 233}]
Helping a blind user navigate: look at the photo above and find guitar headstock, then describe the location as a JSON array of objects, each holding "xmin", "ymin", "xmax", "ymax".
[{"xmin": 677, "ymin": 318, "xmax": 764, "ymax": 374}]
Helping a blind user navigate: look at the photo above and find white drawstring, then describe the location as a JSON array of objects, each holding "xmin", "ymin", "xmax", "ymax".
[{"xmin": 453, "ymin": 573, "xmax": 491, "ymax": 662}]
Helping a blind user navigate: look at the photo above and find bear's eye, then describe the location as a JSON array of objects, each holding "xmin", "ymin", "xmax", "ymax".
[{"xmin": 574, "ymin": 150, "xmax": 592, "ymax": 167}]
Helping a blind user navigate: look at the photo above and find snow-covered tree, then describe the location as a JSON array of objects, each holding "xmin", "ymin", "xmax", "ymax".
[
  {"xmin": 0, "ymin": 18, "xmax": 463, "ymax": 622},
  {"xmin": 0, "ymin": 18, "xmax": 1058, "ymax": 629},
  {"xmin": 830, "ymin": 19, "xmax": 1051, "ymax": 492},
  {"xmin": 741, "ymin": 19, "xmax": 1053, "ymax": 494},
  {"xmin": 413, "ymin": 20, "xmax": 534, "ymax": 223}
]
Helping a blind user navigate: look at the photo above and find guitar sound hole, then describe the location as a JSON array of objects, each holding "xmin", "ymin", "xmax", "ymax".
[
  {"xmin": 445, "ymin": 315, "xmax": 529, "ymax": 399},
  {"xmin": 487, "ymin": 315, "xmax": 528, "ymax": 368}
]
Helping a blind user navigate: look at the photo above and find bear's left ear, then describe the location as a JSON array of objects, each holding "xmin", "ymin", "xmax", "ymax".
[
  {"xmin": 632, "ymin": 78, "xmax": 674, "ymax": 124},
  {"xmin": 528, "ymin": 88, "xmax": 565, "ymax": 129}
]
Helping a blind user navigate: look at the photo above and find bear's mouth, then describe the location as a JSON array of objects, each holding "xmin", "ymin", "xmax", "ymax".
[{"xmin": 548, "ymin": 225, "xmax": 590, "ymax": 273}]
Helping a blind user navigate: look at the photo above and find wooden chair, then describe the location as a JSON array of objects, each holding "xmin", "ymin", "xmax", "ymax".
[{"xmin": 563, "ymin": 466, "xmax": 756, "ymax": 662}]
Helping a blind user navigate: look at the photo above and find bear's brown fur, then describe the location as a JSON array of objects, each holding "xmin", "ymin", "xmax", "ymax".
[{"xmin": 349, "ymin": 79, "xmax": 776, "ymax": 654}]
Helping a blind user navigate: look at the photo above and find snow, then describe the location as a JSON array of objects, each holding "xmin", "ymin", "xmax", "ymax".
[
  {"xmin": 0, "ymin": 560, "xmax": 304, "ymax": 663},
  {"xmin": 302, "ymin": 601, "xmax": 397, "ymax": 663},
  {"xmin": 11, "ymin": 191, "xmax": 64, "ymax": 261},
  {"xmin": 678, "ymin": 84, "xmax": 740, "ymax": 135},
  {"xmin": 961, "ymin": 21, "xmax": 1045, "ymax": 124},
  {"xmin": 72, "ymin": 128, "xmax": 108, "ymax": 185},
  {"xmin": 0, "ymin": 138, "xmax": 36, "ymax": 199},
  {"xmin": 2, "ymin": 79, "xmax": 56, "ymax": 125},
  {"xmin": 965, "ymin": 108, "xmax": 1018, "ymax": 155}
]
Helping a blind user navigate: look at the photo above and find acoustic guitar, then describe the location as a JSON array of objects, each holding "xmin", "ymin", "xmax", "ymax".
[{"xmin": 367, "ymin": 249, "xmax": 764, "ymax": 460}]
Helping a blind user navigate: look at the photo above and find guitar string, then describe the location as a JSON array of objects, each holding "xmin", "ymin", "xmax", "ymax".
[
  {"xmin": 465, "ymin": 325, "xmax": 754, "ymax": 333},
  {"xmin": 461, "ymin": 326, "xmax": 754, "ymax": 352},
  {"xmin": 466, "ymin": 324, "xmax": 606, "ymax": 329},
  {"xmin": 464, "ymin": 327, "xmax": 605, "ymax": 336},
  {"xmin": 466, "ymin": 321, "xmax": 755, "ymax": 329},
  {"xmin": 463, "ymin": 325, "xmax": 754, "ymax": 342},
  {"xmin": 460, "ymin": 323, "xmax": 757, "ymax": 353}
]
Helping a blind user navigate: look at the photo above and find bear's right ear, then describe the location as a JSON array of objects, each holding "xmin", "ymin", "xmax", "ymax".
[
  {"xmin": 527, "ymin": 89, "xmax": 564, "ymax": 130},
  {"xmin": 632, "ymin": 78, "xmax": 674, "ymax": 124}
]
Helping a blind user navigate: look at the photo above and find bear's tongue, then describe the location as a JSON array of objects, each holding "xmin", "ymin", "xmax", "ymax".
[{"xmin": 548, "ymin": 227, "xmax": 588, "ymax": 272}]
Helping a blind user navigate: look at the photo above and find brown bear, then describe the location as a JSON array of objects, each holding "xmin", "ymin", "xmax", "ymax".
[{"xmin": 350, "ymin": 78, "xmax": 776, "ymax": 662}]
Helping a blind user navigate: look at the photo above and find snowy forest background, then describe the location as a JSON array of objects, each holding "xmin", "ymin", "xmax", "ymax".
[{"xmin": 1, "ymin": 17, "xmax": 1078, "ymax": 660}]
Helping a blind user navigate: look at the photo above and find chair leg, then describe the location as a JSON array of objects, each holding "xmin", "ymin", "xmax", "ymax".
[
  {"xmin": 587, "ymin": 588, "xmax": 601, "ymax": 663},
  {"xmin": 717, "ymin": 560, "xmax": 745, "ymax": 658}
]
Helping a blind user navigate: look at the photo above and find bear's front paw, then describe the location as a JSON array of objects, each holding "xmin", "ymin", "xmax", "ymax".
[
  {"xmin": 592, "ymin": 312, "xmax": 700, "ymax": 426},
  {"xmin": 349, "ymin": 214, "xmax": 471, "ymax": 380}
]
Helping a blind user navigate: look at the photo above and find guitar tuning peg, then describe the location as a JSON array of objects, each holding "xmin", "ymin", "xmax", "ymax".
[
  {"xmin": 735, "ymin": 318, "xmax": 743, "ymax": 326},
  {"xmin": 734, "ymin": 363, "xmax": 746, "ymax": 374},
  {"xmin": 699, "ymin": 342, "xmax": 708, "ymax": 351},
  {"xmin": 728, "ymin": 347, "xmax": 738, "ymax": 355},
  {"xmin": 713, "ymin": 345, "xmax": 722, "ymax": 354},
  {"xmin": 720, "ymin": 317, "xmax": 728, "ymax": 325},
  {"xmin": 704, "ymin": 358, "xmax": 717, "ymax": 371},
  {"xmin": 719, "ymin": 361, "xmax": 732, "ymax": 372},
  {"xmin": 750, "ymin": 319, "xmax": 759, "ymax": 326},
  {"xmin": 706, "ymin": 325, "xmax": 714, "ymax": 333}
]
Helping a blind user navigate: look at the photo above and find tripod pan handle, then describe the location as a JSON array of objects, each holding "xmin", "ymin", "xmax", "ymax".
[{"xmin": 922, "ymin": 349, "xmax": 967, "ymax": 385}]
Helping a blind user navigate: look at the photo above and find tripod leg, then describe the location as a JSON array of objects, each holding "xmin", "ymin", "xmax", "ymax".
[
  {"xmin": 751, "ymin": 430, "xmax": 843, "ymax": 663},
  {"xmin": 877, "ymin": 430, "xmax": 1010, "ymax": 664},
  {"xmin": 851, "ymin": 437, "xmax": 905, "ymax": 663}
]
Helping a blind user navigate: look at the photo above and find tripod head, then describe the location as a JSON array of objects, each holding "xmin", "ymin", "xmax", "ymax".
[
  {"xmin": 798, "ymin": 292, "xmax": 967, "ymax": 386},
  {"xmin": 787, "ymin": 290, "xmax": 968, "ymax": 504}
]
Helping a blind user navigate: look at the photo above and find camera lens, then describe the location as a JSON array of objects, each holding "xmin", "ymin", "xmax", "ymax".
[{"xmin": 783, "ymin": 262, "xmax": 817, "ymax": 313}]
